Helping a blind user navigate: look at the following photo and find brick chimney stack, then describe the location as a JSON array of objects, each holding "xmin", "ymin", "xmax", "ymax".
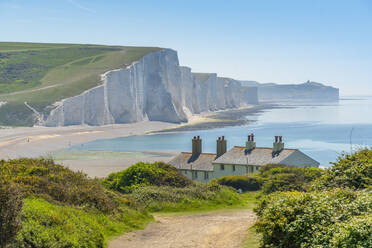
[
  {"xmin": 192, "ymin": 136, "xmax": 202, "ymax": 155},
  {"xmin": 245, "ymin": 133, "xmax": 256, "ymax": 151},
  {"xmin": 216, "ymin": 136, "xmax": 227, "ymax": 158},
  {"xmin": 273, "ymin": 136, "xmax": 284, "ymax": 153}
]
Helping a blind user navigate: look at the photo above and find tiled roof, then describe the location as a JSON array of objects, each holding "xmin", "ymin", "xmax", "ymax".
[
  {"xmin": 168, "ymin": 152, "xmax": 216, "ymax": 171},
  {"xmin": 213, "ymin": 146, "xmax": 297, "ymax": 166}
]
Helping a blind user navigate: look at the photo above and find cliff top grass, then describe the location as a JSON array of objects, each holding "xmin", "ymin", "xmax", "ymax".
[{"xmin": 0, "ymin": 42, "xmax": 162, "ymax": 126}]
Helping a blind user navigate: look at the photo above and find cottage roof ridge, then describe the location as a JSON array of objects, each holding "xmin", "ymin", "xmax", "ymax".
[{"xmin": 233, "ymin": 146, "xmax": 298, "ymax": 151}]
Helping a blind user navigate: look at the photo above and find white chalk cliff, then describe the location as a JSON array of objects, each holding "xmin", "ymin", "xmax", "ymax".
[{"xmin": 45, "ymin": 49, "xmax": 258, "ymax": 126}]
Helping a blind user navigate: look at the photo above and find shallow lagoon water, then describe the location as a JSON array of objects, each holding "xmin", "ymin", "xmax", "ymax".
[{"xmin": 74, "ymin": 96, "xmax": 372, "ymax": 167}]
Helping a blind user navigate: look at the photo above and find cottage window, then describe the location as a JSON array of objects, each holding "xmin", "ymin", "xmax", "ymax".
[
  {"xmin": 221, "ymin": 164, "xmax": 225, "ymax": 170},
  {"xmin": 249, "ymin": 166, "xmax": 254, "ymax": 173},
  {"xmin": 246, "ymin": 166, "xmax": 248, "ymax": 173},
  {"xmin": 256, "ymin": 166, "xmax": 259, "ymax": 171},
  {"xmin": 184, "ymin": 170, "xmax": 187, "ymax": 174},
  {"xmin": 204, "ymin": 172, "xmax": 209, "ymax": 180},
  {"xmin": 233, "ymin": 165, "xmax": 236, "ymax": 171},
  {"xmin": 194, "ymin": 171, "xmax": 198, "ymax": 179}
]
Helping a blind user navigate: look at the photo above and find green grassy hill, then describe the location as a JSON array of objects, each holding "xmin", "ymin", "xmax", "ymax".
[{"xmin": 0, "ymin": 42, "xmax": 162, "ymax": 126}]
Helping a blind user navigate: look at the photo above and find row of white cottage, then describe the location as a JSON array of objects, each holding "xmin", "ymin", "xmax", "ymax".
[{"xmin": 169, "ymin": 134, "xmax": 320, "ymax": 182}]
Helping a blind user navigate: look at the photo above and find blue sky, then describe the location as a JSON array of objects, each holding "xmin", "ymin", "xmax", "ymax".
[{"xmin": 1, "ymin": 0, "xmax": 371, "ymax": 95}]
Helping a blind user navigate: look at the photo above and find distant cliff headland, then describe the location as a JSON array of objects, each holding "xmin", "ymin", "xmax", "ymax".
[
  {"xmin": 240, "ymin": 80, "xmax": 339, "ymax": 101},
  {"xmin": 0, "ymin": 42, "xmax": 338, "ymax": 127}
]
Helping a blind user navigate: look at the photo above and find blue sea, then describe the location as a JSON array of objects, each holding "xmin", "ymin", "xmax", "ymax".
[{"xmin": 73, "ymin": 96, "xmax": 372, "ymax": 167}]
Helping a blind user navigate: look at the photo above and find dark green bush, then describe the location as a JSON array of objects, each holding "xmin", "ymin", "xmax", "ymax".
[
  {"xmin": 103, "ymin": 162, "xmax": 192, "ymax": 193},
  {"xmin": 254, "ymin": 189, "xmax": 372, "ymax": 248},
  {"xmin": 0, "ymin": 180, "xmax": 23, "ymax": 248},
  {"xmin": 0, "ymin": 158, "xmax": 118, "ymax": 213},
  {"xmin": 313, "ymin": 149, "xmax": 372, "ymax": 190},
  {"xmin": 217, "ymin": 175, "xmax": 261, "ymax": 191}
]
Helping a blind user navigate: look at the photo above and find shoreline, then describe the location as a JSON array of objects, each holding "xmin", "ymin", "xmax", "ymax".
[
  {"xmin": 0, "ymin": 104, "xmax": 273, "ymax": 177},
  {"xmin": 158, "ymin": 104, "xmax": 275, "ymax": 132}
]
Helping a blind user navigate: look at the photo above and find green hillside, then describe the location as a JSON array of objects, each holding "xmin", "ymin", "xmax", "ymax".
[{"xmin": 0, "ymin": 42, "xmax": 162, "ymax": 126}]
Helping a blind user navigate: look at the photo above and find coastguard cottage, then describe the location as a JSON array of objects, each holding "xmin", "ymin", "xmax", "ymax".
[{"xmin": 168, "ymin": 134, "xmax": 320, "ymax": 182}]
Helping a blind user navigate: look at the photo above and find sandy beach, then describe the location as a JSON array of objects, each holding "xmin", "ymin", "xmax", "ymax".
[
  {"xmin": 0, "ymin": 105, "xmax": 264, "ymax": 178},
  {"xmin": 0, "ymin": 121, "xmax": 178, "ymax": 177}
]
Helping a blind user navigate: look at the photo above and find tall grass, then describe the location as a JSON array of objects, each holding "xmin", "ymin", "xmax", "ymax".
[{"xmin": 129, "ymin": 182, "xmax": 243, "ymax": 212}]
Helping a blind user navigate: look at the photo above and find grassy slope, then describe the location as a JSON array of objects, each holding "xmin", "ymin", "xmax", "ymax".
[
  {"xmin": 0, "ymin": 158, "xmax": 153, "ymax": 247},
  {"xmin": 0, "ymin": 42, "xmax": 162, "ymax": 126}
]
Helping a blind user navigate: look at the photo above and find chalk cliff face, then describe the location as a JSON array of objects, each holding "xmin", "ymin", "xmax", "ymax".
[{"xmin": 45, "ymin": 49, "xmax": 258, "ymax": 126}]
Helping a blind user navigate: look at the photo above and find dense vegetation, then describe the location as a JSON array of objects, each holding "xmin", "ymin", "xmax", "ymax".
[
  {"xmin": 103, "ymin": 161, "xmax": 244, "ymax": 212},
  {"xmin": 2, "ymin": 149, "xmax": 370, "ymax": 247},
  {"xmin": 130, "ymin": 183, "xmax": 242, "ymax": 212},
  {"xmin": 0, "ymin": 42, "xmax": 161, "ymax": 126},
  {"xmin": 217, "ymin": 175, "xmax": 261, "ymax": 191},
  {"xmin": 0, "ymin": 159, "xmax": 245, "ymax": 247},
  {"xmin": 103, "ymin": 162, "xmax": 192, "ymax": 193},
  {"xmin": 217, "ymin": 164, "xmax": 324, "ymax": 194},
  {"xmin": 0, "ymin": 158, "xmax": 151, "ymax": 248},
  {"xmin": 0, "ymin": 181, "xmax": 23, "ymax": 248},
  {"xmin": 255, "ymin": 189, "xmax": 371, "ymax": 248},
  {"xmin": 253, "ymin": 149, "xmax": 372, "ymax": 248},
  {"xmin": 312, "ymin": 149, "xmax": 372, "ymax": 190}
]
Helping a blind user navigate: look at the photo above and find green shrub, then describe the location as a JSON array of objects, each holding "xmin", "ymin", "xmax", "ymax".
[
  {"xmin": 217, "ymin": 175, "xmax": 261, "ymax": 191},
  {"xmin": 313, "ymin": 149, "xmax": 372, "ymax": 190},
  {"xmin": 103, "ymin": 162, "xmax": 192, "ymax": 193},
  {"xmin": 330, "ymin": 214, "xmax": 372, "ymax": 248},
  {"xmin": 12, "ymin": 198, "xmax": 104, "ymax": 248},
  {"xmin": 11, "ymin": 197, "xmax": 152, "ymax": 248},
  {"xmin": 129, "ymin": 181, "xmax": 242, "ymax": 212},
  {"xmin": 0, "ymin": 180, "xmax": 23, "ymax": 248},
  {"xmin": 254, "ymin": 189, "xmax": 372, "ymax": 248},
  {"xmin": 0, "ymin": 158, "xmax": 118, "ymax": 213},
  {"xmin": 0, "ymin": 158, "xmax": 153, "ymax": 248},
  {"xmin": 259, "ymin": 164, "xmax": 324, "ymax": 194}
]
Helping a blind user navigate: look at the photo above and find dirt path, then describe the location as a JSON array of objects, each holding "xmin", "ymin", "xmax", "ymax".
[{"xmin": 109, "ymin": 210, "xmax": 257, "ymax": 248}]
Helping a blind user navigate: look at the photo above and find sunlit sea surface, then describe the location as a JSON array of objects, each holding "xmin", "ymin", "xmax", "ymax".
[{"xmin": 73, "ymin": 96, "xmax": 372, "ymax": 167}]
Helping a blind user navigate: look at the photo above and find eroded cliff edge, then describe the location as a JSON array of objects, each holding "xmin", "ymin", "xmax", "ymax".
[{"xmin": 45, "ymin": 49, "xmax": 258, "ymax": 126}]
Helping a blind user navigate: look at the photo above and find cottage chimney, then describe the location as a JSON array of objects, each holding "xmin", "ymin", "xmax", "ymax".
[
  {"xmin": 273, "ymin": 136, "xmax": 284, "ymax": 153},
  {"xmin": 192, "ymin": 136, "xmax": 202, "ymax": 155},
  {"xmin": 245, "ymin": 133, "xmax": 256, "ymax": 151},
  {"xmin": 216, "ymin": 136, "xmax": 227, "ymax": 158}
]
